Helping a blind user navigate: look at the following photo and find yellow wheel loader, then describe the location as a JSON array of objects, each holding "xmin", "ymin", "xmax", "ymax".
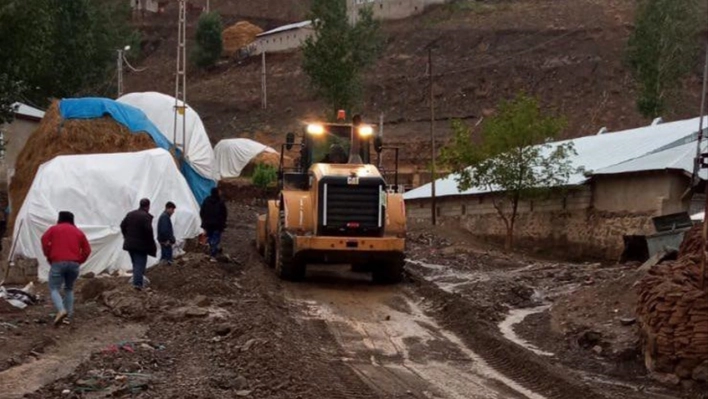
[{"xmin": 255, "ymin": 113, "xmax": 407, "ymax": 283}]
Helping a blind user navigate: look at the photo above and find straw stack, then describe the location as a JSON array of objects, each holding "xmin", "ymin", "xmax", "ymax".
[
  {"xmin": 222, "ymin": 21, "xmax": 263, "ymax": 56},
  {"xmin": 8, "ymin": 101, "xmax": 157, "ymax": 231}
]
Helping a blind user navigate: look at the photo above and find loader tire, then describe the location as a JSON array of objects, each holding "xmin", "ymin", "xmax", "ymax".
[
  {"xmin": 275, "ymin": 212, "xmax": 305, "ymax": 281},
  {"xmin": 351, "ymin": 262, "xmax": 372, "ymax": 273},
  {"xmin": 371, "ymin": 257, "xmax": 404, "ymax": 284},
  {"xmin": 264, "ymin": 236, "xmax": 276, "ymax": 268}
]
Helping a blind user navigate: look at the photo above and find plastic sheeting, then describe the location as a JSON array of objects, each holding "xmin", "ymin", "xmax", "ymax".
[
  {"xmin": 214, "ymin": 138, "xmax": 277, "ymax": 179},
  {"xmin": 117, "ymin": 92, "xmax": 216, "ymax": 180},
  {"xmin": 58, "ymin": 97, "xmax": 215, "ymax": 204},
  {"xmin": 12, "ymin": 149, "xmax": 202, "ymax": 281}
]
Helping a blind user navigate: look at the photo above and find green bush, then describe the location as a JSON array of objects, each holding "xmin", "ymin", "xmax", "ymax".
[
  {"xmin": 252, "ymin": 163, "xmax": 277, "ymax": 189},
  {"xmin": 193, "ymin": 11, "xmax": 223, "ymax": 68}
]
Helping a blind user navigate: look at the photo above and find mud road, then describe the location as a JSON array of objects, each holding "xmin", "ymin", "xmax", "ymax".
[{"xmin": 283, "ymin": 265, "xmax": 544, "ymax": 399}]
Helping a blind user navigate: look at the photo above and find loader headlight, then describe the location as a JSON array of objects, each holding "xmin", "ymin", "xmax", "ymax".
[
  {"xmin": 306, "ymin": 124, "xmax": 325, "ymax": 135},
  {"xmin": 358, "ymin": 125, "xmax": 374, "ymax": 137}
]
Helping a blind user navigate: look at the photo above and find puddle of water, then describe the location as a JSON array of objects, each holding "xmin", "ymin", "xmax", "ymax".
[{"xmin": 498, "ymin": 306, "xmax": 555, "ymax": 357}]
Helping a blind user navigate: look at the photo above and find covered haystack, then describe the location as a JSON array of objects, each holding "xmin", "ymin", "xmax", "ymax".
[
  {"xmin": 222, "ymin": 21, "xmax": 263, "ymax": 56},
  {"xmin": 636, "ymin": 225, "xmax": 708, "ymax": 383},
  {"xmin": 9, "ymin": 101, "xmax": 156, "ymax": 232}
]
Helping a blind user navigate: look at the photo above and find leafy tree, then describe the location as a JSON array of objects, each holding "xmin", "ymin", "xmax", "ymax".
[
  {"xmin": 440, "ymin": 94, "xmax": 577, "ymax": 250},
  {"xmin": 193, "ymin": 11, "xmax": 223, "ymax": 68},
  {"xmin": 626, "ymin": 0, "xmax": 702, "ymax": 118},
  {"xmin": 302, "ymin": 1, "xmax": 383, "ymax": 117},
  {"xmin": 0, "ymin": 0, "xmax": 136, "ymax": 112},
  {"xmin": 252, "ymin": 163, "xmax": 278, "ymax": 189}
]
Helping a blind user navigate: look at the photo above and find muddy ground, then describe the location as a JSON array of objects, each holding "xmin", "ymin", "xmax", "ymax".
[{"xmin": 0, "ymin": 204, "xmax": 703, "ymax": 398}]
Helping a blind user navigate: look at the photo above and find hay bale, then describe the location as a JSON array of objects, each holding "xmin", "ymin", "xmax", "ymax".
[
  {"xmin": 222, "ymin": 21, "xmax": 263, "ymax": 56},
  {"xmin": 8, "ymin": 101, "xmax": 157, "ymax": 232}
]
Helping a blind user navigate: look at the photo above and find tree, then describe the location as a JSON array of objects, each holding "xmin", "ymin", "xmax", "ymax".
[
  {"xmin": 0, "ymin": 0, "xmax": 136, "ymax": 111},
  {"xmin": 193, "ymin": 11, "xmax": 223, "ymax": 68},
  {"xmin": 440, "ymin": 94, "xmax": 577, "ymax": 250},
  {"xmin": 302, "ymin": 1, "xmax": 383, "ymax": 117},
  {"xmin": 625, "ymin": 0, "xmax": 702, "ymax": 118}
]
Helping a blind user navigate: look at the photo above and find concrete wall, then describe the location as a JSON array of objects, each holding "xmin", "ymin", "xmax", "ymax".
[
  {"xmin": 348, "ymin": 0, "xmax": 446, "ymax": 21},
  {"xmin": 252, "ymin": 27, "xmax": 314, "ymax": 55},
  {"xmin": 592, "ymin": 172, "xmax": 690, "ymax": 215},
  {"xmin": 407, "ymin": 171, "xmax": 691, "ymax": 260},
  {"xmin": 131, "ymin": 0, "xmax": 159, "ymax": 13},
  {"xmin": 0, "ymin": 118, "xmax": 37, "ymax": 187}
]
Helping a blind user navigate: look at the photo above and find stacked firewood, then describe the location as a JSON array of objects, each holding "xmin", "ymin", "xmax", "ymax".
[{"xmin": 637, "ymin": 226, "xmax": 708, "ymax": 382}]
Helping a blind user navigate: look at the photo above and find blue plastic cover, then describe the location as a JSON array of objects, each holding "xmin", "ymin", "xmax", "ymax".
[{"xmin": 58, "ymin": 98, "xmax": 215, "ymax": 204}]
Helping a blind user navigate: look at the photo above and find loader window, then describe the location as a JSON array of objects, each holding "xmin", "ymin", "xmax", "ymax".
[{"xmin": 311, "ymin": 130, "xmax": 351, "ymax": 164}]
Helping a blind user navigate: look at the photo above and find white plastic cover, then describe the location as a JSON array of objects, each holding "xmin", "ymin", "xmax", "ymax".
[
  {"xmin": 117, "ymin": 91, "xmax": 216, "ymax": 180},
  {"xmin": 214, "ymin": 138, "xmax": 277, "ymax": 179},
  {"xmin": 12, "ymin": 149, "xmax": 202, "ymax": 281}
]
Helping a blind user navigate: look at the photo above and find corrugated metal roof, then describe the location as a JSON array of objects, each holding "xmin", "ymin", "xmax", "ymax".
[
  {"xmin": 404, "ymin": 116, "xmax": 708, "ymax": 200},
  {"xmin": 256, "ymin": 20, "xmax": 312, "ymax": 37},
  {"xmin": 12, "ymin": 102, "xmax": 45, "ymax": 120},
  {"xmin": 594, "ymin": 139, "xmax": 708, "ymax": 178}
]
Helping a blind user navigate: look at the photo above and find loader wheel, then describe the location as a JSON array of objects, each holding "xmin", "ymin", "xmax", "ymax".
[
  {"xmin": 351, "ymin": 262, "xmax": 372, "ymax": 273},
  {"xmin": 275, "ymin": 212, "xmax": 306, "ymax": 281},
  {"xmin": 371, "ymin": 257, "xmax": 405, "ymax": 284},
  {"xmin": 264, "ymin": 236, "xmax": 276, "ymax": 268}
]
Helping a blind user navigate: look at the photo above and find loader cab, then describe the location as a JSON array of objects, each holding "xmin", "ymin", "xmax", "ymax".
[{"xmin": 280, "ymin": 113, "xmax": 385, "ymax": 191}]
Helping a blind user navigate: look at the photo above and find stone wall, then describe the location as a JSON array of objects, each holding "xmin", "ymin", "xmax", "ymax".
[{"xmin": 408, "ymin": 185, "xmax": 656, "ymax": 260}]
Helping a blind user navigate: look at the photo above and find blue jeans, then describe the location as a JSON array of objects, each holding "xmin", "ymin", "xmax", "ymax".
[
  {"xmin": 129, "ymin": 251, "xmax": 148, "ymax": 288},
  {"xmin": 160, "ymin": 244, "xmax": 173, "ymax": 264},
  {"xmin": 207, "ymin": 230, "xmax": 221, "ymax": 257},
  {"xmin": 48, "ymin": 262, "xmax": 80, "ymax": 316}
]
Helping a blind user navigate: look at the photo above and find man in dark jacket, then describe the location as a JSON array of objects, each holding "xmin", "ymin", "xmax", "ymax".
[
  {"xmin": 120, "ymin": 198, "xmax": 157, "ymax": 289},
  {"xmin": 200, "ymin": 188, "xmax": 227, "ymax": 262},
  {"xmin": 157, "ymin": 202, "xmax": 176, "ymax": 265}
]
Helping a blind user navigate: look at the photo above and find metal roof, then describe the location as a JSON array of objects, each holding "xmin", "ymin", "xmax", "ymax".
[
  {"xmin": 594, "ymin": 139, "xmax": 708, "ymax": 178},
  {"xmin": 12, "ymin": 102, "xmax": 45, "ymax": 120},
  {"xmin": 256, "ymin": 20, "xmax": 312, "ymax": 38},
  {"xmin": 404, "ymin": 116, "xmax": 708, "ymax": 200}
]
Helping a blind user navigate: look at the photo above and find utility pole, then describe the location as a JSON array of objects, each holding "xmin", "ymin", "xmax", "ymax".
[
  {"xmin": 429, "ymin": 47, "xmax": 437, "ymax": 226},
  {"xmin": 699, "ymin": 20, "xmax": 708, "ymax": 289},
  {"xmin": 261, "ymin": 51, "xmax": 267, "ymax": 109},
  {"xmin": 173, "ymin": 0, "xmax": 188, "ymax": 165},
  {"xmin": 206, "ymin": 0, "xmax": 210, "ymax": 13},
  {"xmin": 116, "ymin": 48, "xmax": 124, "ymax": 98}
]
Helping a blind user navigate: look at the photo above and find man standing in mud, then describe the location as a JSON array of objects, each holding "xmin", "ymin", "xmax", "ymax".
[
  {"xmin": 120, "ymin": 198, "xmax": 157, "ymax": 289},
  {"xmin": 200, "ymin": 188, "xmax": 227, "ymax": 262},
  {"xmin": 157, "ymin": 201, "xmax": 177, "ymax": 265},
  {"xmin": 41, "ymin": 211, "xmax": 91, "ymax": 326}
]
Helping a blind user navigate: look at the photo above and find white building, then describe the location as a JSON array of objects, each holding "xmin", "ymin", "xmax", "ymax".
[
  {"xmin": 348, "ymin": 0, "xmax": 447, "ymax": 22},
  {"xmin": 250, "ymin": 21, "xmax": 314, "ymax": 55}
]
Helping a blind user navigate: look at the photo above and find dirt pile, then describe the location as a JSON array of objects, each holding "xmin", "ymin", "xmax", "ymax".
[
  {"xmin": 8, "ymin": 101, "xmax": 158, "ymax": 231},
  {"xmin": 222, "ymin": 21, "xmax": 263, "ymax": 56},
  {"xmin": 636, "ymin": 225, "xmax": 708, "ymax": 384}
]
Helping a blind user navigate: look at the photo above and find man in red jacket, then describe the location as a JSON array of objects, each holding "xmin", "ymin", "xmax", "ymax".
[{"xmin": 41, "ymin": 211, "xmax": 91, "ymax": 326}]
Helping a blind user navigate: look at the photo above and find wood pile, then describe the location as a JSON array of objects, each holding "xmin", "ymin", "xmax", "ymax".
[{"xmin": 637, "ymin": 225, "xmax": 708, "ymax": 383}]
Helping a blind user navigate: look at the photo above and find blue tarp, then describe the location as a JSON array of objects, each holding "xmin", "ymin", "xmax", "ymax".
[{"xmin": 58, "ymin": 98, "xmax": 215, "ymax": 205}]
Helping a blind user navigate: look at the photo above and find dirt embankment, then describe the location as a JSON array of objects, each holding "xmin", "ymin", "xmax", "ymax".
[{"xmin": 125, "ymin": 0, "xmax": 705, "ymax": 168}]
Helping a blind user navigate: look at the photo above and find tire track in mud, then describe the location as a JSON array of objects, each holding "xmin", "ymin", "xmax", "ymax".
[
  {"xmin": 282, "ymin": 266, "xmax": 545, "ymax": 399},
  {"xmin": 407, "ymin": 269, "xmax": 611, "ymax": 399}
]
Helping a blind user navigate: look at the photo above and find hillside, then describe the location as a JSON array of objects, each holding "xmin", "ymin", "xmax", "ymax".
[{"xmin": 124, "ymin": 0, "xmax": 706, "ymax": 169}]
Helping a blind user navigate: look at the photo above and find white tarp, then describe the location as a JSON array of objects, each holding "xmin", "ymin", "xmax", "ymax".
[
  {"xmin": 12, "ymin": 149, "xmax": 202, "ymax": 281},
  {"xmin": 214, "ymin": 138, "xmax": 277, "ymax": 179},
  {"xmin": 117, "ymin": 91, "xmax": 216, "ymax": 180}
]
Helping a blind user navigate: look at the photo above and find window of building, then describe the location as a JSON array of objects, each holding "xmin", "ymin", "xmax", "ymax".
[{"xmin": 461, "ymin": 204, "xmax": 466, "ymax": 216}]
